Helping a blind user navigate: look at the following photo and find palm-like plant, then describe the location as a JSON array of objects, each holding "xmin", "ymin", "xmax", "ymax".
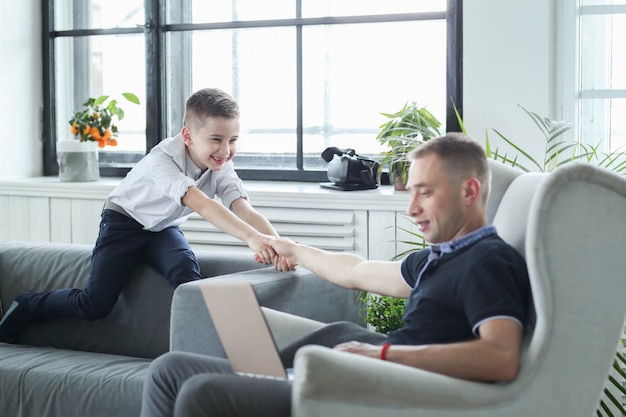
[
  {"xmin": 457, "ymin": 104, "xmax": 626, "ymax": 176},
  {"xmin": 598, "ymin": 347, "xmax": 626, "ymax": 416}
]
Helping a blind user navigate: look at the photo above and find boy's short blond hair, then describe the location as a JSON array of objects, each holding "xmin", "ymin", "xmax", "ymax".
[{"xmin": 183, "ymin": 88, "xmax": 239, "ymax": 130}]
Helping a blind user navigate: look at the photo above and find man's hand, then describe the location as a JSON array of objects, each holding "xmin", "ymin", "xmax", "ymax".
[
  {"xmin": 333, "ymin": 341, "xmax": 381, "ymax": 359},
  {"xmin": 254, "ymin": 236, "xmax": 296, "ymax": 271},
  {"xmin": 263, "ymin": 236, "xmax": 298, "ymax": 263}
]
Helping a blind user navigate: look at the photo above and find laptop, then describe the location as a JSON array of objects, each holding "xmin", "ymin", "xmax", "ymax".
[{"xmin": 199, "ymin": 280, "xmax": 294, "ymax": 381}]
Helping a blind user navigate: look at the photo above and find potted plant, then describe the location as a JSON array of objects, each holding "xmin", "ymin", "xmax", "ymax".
[
  {"xmin": 361, "ymin": 294, "xmax": 406, "ymax": 334},
  {"xmin": 58, "ymin": 93, "xmax": 140, "ymax": 182},
  {"xmin": 68, "ymin": 93, "xmax": 140, "ymax": 148},
  {"xmin": 376, "ymin": 102, "xmax": 442, "ymax": 190}
]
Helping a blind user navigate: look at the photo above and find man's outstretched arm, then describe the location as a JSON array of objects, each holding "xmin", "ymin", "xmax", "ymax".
[{"xmin": 264, "ymin": 236, "xmax": 411, "ymax": 298}]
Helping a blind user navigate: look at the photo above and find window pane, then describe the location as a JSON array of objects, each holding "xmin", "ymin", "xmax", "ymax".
[
  {"xmin": 302, "ymin": 0, "xmax": 446, "ymax": 17},
  {"xmin": 302, "ymin": 21, "xmax": 446, "ymax": 169},
  {"xmin": 54, "ymin": 0, "xmax": 144, "ymax": 30},
  {"xmin": 581, "ymin": 0, "xmax": 626, "ymax": 5},
  {"xmin": 55, "ymin": 34, "xmax": 146, "ymax": 153},
  {"xmin": 580, "ymin": 98, "xmax": 626, "ymax": 153},
  {"xmin": 167, "ymin": 28, "xmax": 297, "ymax": 164},
  {"xmin": 166, "ymin": 0, "xmax": 296, "ymax": 23},
  {"xmin": 581, "ymin": 13, "xmax": 626, "ymax": 90}
]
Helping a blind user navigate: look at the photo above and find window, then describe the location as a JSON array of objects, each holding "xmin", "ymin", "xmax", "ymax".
[
  {"xmin": 43, "ymin": 0, "xmax": 462, "ymax": 181},
  {"xmin": 578, "ymin": 0, "xmax": 626, "ymax": 153}
]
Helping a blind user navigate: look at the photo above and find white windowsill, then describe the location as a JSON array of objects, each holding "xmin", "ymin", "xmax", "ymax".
[{"xmin": 0, "ymin": 176, "xmax": 411, "ymax": 212}]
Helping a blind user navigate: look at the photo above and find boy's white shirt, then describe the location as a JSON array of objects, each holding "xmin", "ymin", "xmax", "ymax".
[{"xmin": 108, "ymin": 134, "xmax": 248, "ymax": 232}]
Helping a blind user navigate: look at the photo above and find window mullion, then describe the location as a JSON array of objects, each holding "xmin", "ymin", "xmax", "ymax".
[
  {"xmin": 296, "ymin": 0, "xmax": 303, "ymax": 170},
  {"xmin": 42, "ymin": 0, "xmax": 57, "ymax": 176},
  {"xmin": 145, "ymin": 0, "xmax": 166, "ymax": 150},
  {"xmin": 166, "ymin": 0, "xmax": 192, "ymax": 137},
  {"xmin": 446, "ymin": 0, "xmax": 463, "ymax": 132}
]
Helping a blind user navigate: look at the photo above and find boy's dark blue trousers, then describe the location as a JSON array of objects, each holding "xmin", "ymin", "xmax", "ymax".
[{"xmin": 21, "ymin": 208, "xmax": 202, "ymax": 320}]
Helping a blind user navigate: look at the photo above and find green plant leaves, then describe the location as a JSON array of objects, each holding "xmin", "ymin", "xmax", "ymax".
[
  {"xmin": 483, "ymin": 104, "xmax": 625, "ymax": 176},
  {"xmin": 121, "ymin": 92, "xmax": 140, "ymax": 105},
  {"xmin": 360, "ymin": 294, "xmax": 406, "ymax": 334},
  {"xmin": 375, "ymin": 102, "xmax": 442, "ymax": 185}
]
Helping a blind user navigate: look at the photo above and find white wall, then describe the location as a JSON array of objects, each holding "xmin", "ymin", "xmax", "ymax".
[
  {"xmin": 463, "ymin": 0, "xmax": 558, "ymax": 163},
  {"xmin": 0, "ymin": 1, "xmax": 42, "ymax": 178},
  {"xmin": 0, "ymin": 1, "xmax": 562, "ymax": 178}
]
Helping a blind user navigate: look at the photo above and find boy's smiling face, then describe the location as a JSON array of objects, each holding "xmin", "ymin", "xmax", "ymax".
[{"xmin": 182, "ymin": 115, "xmax": 240, "ymax": 172}]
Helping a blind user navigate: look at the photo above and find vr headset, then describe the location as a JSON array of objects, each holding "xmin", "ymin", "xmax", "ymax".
[{"xmin": 320, "ymin": 147, "xmax": 379, "ymax": 191}]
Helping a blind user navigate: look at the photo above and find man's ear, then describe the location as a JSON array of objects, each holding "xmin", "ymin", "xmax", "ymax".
[
  {"xmin": 182, "ymin": 126, "xmax": 192, "ymax": 145},
  {"xmin": 463, "ymin": 177, "xmax": 482, "ymax": 205}
]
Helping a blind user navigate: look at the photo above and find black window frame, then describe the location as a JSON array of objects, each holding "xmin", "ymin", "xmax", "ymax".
[{"xmin": 42, "ymin": 0, "xmax": 463, "ymax": 182}]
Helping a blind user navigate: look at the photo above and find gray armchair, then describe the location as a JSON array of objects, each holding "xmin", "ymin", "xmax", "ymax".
[{"xmin": 263, "ymin": 160, "xmax": 626, "ymax": 417}]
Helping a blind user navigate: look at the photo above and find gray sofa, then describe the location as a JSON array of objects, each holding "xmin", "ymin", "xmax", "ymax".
[{"xmin": 0, "ymin": 241, "xmax": 362, "ymax": 417}]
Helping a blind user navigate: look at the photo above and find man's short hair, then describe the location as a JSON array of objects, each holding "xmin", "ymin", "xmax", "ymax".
[
  {"xmin": 409, "ymin": 132, "xmax": 491, "ymax": 203},
  {"xmin": 183, "ymin": 88, "xmax": 239, "ymax": 130}
]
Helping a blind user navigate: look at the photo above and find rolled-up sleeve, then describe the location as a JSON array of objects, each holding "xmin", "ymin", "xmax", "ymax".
[{"xmin": 214, "ymin": 162, "xmax": 249, "ymax": 210}]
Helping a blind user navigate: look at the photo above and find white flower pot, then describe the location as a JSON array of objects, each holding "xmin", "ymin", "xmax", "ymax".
[{"xmin": 57, "ymin": 140, "xmax": 100, "ymax": 182}]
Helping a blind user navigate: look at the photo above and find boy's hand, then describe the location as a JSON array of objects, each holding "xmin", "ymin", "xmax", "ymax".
[{"xmin": 249, "ymin": 234, "xmax": 276, "ymax": 265}]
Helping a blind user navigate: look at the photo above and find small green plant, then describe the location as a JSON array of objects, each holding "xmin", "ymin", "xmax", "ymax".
[{"xmin": 361, "ymin": 295, "xmax": 406, "ymax": 334}]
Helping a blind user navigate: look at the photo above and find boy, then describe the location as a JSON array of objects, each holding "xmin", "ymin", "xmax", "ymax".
[{"xmin": 0, "ymin": 88, "xmax": 286, "ymax": 343}]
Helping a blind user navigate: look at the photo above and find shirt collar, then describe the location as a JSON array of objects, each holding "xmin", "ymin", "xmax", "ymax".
[
  {"xmin": 185, "ymin": 151, "xmax": 203, "ymax": 180},
  {"xmin": 429, "ymin": 225, "xmax": 497, "ymax": 258}
]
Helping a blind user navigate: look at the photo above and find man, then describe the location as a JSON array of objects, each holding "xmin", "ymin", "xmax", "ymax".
[{"xmin": 140, "ymin": 133, "xmax": 531, "ymax": 417}]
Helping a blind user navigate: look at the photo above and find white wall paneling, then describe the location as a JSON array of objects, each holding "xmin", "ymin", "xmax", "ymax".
[{"xmin": 0, "ymin": 178, "xmax": 412, "ymax": 260}]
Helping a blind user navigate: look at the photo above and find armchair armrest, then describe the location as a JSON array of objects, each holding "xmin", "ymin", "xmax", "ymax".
[{"xmin": 292, "ymin": 345, "xmax": 518, "ymax": 417}]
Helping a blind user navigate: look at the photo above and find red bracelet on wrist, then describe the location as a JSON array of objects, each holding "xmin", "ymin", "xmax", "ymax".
[{"xmin": 380, "ymin": 342, "xmax": 392, "ymax": 361}]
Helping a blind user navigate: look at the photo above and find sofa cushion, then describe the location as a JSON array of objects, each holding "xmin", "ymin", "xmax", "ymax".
[
  {"xmin": 0, "ymin": 343, "xmax": 149, "ymax": 417},
  {"xmin": 0, "ymin": 241, "xmax": 265, "ymax": 358}
]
